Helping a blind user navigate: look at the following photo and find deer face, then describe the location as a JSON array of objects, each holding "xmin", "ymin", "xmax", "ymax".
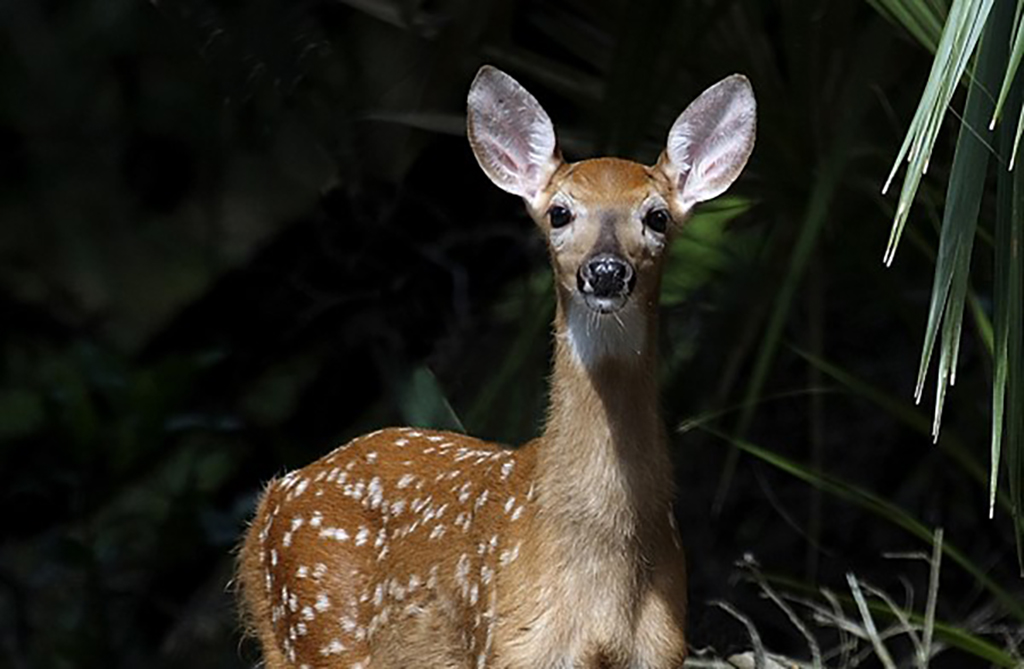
[
  {"xmin": 467, "ymin": 66, "xmax": 756, "ymax": 362},
  {"xmin": 532, "ymin": 158, "xmax": 674, "ymax": 316}
]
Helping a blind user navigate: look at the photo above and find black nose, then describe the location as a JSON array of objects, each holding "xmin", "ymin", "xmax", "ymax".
[{"xmin": 578, "ymin": 254, "xmax": 635, "ymax": 298}]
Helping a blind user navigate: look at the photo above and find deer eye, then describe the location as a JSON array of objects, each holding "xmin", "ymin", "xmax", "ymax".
[
  {"xmin": 548, "ymin": 205, "xmax": 572, "ymax": 229},
  {"xmin": 643, "ymin": 208, "xmax": 670, "ymax": 234}
]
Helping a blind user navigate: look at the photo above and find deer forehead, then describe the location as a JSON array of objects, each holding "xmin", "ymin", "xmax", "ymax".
[
  {"xmin": 546, "ymin": 158, "xmax": 669, "ymax": 211},
  {"xmin": 540, "ymin": 158, "xmax": 672, "ymax": 262}
]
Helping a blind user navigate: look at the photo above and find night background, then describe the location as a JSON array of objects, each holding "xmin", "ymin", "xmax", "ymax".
[{"xmin": 1, "ymin": 0, "xmax": 1021, "ymax": 667}]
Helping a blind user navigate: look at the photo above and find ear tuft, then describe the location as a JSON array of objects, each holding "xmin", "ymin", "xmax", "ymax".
[
  {"xmin": 467, "ymin": 66, "xmax": 560, "ymax": 203},
  {"xmin": 662, "ymin": 74, "xmax": 756, "ymax": 213}
]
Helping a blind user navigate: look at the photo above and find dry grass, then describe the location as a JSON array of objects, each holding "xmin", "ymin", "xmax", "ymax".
[{"xmin": 684, "ymin": 531, "xmax": 1024, "ymax": 668}]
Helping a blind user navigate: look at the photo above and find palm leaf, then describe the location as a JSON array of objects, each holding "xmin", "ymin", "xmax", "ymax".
[
  {"xmin": 871, "ymin": 0, "xmax": 1023, "ymax": 561},
  {"xmin": 881, "ymin": 0, "xmax": 995, "ymax": 266},
  {"xmin": 867, "ymin": 0, "xmax": 946, "ymax": 51},
  {"xmin": 994, "ymin": 76, "xmax": 1024, "ymax": 569},
  {"xmin": 916, "ymin": 1, "xmax": 1008, "ymax": 438},
  {"xmin": 989, "ymin": 1, "xmax": 1024, "ymax": 131}
]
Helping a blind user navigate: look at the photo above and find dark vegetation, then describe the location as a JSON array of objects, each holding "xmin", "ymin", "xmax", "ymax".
[{"xmin": 0, "ymin": 0, "xmax": 1020, "ymax": 667}]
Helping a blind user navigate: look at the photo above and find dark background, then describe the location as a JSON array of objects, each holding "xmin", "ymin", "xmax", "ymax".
[{"xmin": 1, "ymin": 0, "xmax": 1020, "ymax": 667}]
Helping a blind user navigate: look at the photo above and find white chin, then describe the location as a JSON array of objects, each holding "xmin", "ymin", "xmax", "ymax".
[
  {"xmin": 566, "ymin": 295, "xmax": 646, "ymax": 368},
  {"xmin": 583, "ymin": 294, "xmax": 628, "ymax": 314}
]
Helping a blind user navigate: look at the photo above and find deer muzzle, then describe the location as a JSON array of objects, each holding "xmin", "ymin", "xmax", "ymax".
[{"xmin": 577, "ymin": 253, "xmax": 636, "ymax": 313}]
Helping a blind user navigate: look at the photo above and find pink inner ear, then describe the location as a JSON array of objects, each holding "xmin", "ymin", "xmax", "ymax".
[
  {"xmin": 489, "ymin": 142, "xmax": 522, "ymax": 175},
  {"xmin": 699, "ymin": 157, "xmax": 720, "ymax": 179}
]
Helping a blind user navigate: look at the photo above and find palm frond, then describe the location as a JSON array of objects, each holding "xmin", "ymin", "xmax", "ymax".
[
  {"xmin": 880, "ymin": 0, "xmax": 994, "ymax": 266},
  {"xmin": 871, "ymin": 0, "xmax": 1024, "ymax": 560},
  {"xmin": 994, "ymin": 76, "xmax": 1024, "ymax": 567}
]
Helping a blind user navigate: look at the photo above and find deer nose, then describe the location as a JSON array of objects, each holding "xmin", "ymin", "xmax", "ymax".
[{"xmin": 577, "ymin": 254, "xmax": 635, "ymax": 298}]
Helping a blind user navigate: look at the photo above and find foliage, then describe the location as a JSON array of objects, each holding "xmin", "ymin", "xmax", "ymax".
[
  {"xmin": 0, "ymin": 0, "xmax": 1021, "ymax": 667},
  {"xmin": 871, "ymin": 0, "xmax": 1024, "ymax": 563}
]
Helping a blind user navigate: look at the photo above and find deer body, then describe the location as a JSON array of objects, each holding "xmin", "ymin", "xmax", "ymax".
[{"xmin": 238, "ymin": 67, "xmax": 756, "ymax": 669}]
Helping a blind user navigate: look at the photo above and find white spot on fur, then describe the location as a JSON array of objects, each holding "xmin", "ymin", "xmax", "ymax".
[
  {"xmin": 499, "ymin": 543, "xmax": 520, "ymax": 567},
  {"xmin": 319, "ymin": 638, "xmax": 345, "ymax": 655}
]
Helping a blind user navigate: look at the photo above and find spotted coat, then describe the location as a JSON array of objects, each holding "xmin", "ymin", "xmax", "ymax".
[{"xmin": 240, "ymin": 427, "xmax": 536, "ymax": 669}]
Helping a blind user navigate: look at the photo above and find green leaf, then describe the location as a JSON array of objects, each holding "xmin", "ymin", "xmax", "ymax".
[
  {"xmin": 871, "ymin": 0, "xmax": 1023, "ymax": 568},
  {"xmin": 867, "ymin": 0, "xmax": 946, "ymax": 51},
  {"xmin": 660, "ymin": 197, "xmax": 752, "ymax": 307},
  {"xmin": 994, "ymin": 74, "xmax": 1024, "ymax": 569},
  {"xmin": 393, "ymin": 365, "xmax": 465, "ymax": 433}
]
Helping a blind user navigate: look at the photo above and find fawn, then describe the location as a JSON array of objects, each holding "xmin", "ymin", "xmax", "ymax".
[{"xmin": 237, "ymin": 65, "xmax": 756, "ymax": 668}]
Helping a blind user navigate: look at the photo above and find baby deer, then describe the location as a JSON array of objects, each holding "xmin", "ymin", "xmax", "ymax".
[{"xmin": 238, "ymin": 65, "xmax": 756, "ymax": 668}]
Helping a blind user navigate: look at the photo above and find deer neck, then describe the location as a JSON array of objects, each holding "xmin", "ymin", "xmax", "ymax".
[{"xmin": 535, "ymin": 290, "xmax": 673, "ymax": 541}]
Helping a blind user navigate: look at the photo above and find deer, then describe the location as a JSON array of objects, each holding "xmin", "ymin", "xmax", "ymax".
[{"xmin": 237, "ymin": 64, "xmax": 756, "ymax": 669}]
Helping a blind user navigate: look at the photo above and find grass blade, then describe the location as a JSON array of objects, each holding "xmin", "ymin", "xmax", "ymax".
[
  {"xmin": 715, "ymin": 21, "xmax": 893, "ymax": 514},
  {"xmin": 393, "ymin": 365, "xmax": 465, "ymax": 433},
  {"xmin": 764, "ymin": 571, "xmax": 1021, "ymax": 666},
  {"xmin": 718, "ymin": 432, "xmax": 1024, "ymax": 621},
  {"xmin": 710, "ymin": 601, "xmax": 767, "ymax": 668},
  {"xmin": 921, "ymin": 527, "xmax": 943, "ymax": 665},
  {"xmin": 794, "ymin": 348, "xmax": 1024, "ymax": 522},
  {"xmin": 847, "ymin": 574, "xmax": 898, "ymax": 669},
  {"xmin": 741, "ymin": 557, "xmax": 823, "ymax": 669}
]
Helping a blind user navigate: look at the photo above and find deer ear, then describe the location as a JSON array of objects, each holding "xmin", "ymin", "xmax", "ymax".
[
  {"xmin": 659, "ymin": 75, "xmax": 756, "ymax": 214},
  {"xmin": 467, "ymin": 66, "xmax": 560, "ymax": 205}
]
